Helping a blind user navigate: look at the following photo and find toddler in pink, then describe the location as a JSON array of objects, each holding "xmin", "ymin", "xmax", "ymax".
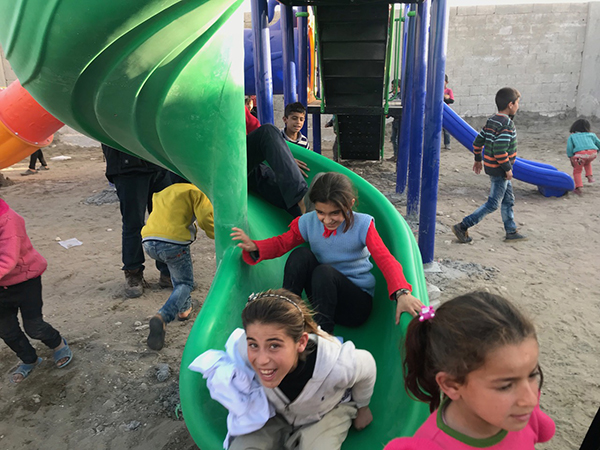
[
  {"xmin": 385, "ymin": 291, "xmax": 555, "ymax": 450},
  {"xmin": 566, "ymin": 118, "xmax": 599, "ymax": 195}
]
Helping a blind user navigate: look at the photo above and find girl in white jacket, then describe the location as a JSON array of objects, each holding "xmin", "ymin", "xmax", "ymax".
[{"xmin": 230, "ymin": 288, "xmax": 377, "ymax": 450}]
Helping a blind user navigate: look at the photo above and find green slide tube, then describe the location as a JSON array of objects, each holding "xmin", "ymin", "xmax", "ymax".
[{"xmin": 0, "ymin": 1, "xmax": 429, "ymax": 448}]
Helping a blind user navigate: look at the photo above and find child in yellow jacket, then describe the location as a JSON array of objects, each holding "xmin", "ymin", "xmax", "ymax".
[{"xmin": 141, "ymin": 182, "xmax": 214, "ymax": 350}]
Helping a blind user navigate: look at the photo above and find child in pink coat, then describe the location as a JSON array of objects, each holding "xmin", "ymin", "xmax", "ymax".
[
  {"xmin": 385, "ymin": 292, "xmax": 554, "ymax": 450},
  {"xmin": 0, "ymin": 198, "xmax": 73, "ymax": 383}
]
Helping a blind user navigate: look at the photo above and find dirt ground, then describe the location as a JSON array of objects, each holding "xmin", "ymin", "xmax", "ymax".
[{"xmin": 0, "ymin": 112, "xmax": 598, "ymax": 450}]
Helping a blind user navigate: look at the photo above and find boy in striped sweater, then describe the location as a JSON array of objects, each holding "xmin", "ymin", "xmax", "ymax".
[{"xmin": 453, "ymin": 87, "xmax": 527, "ymax": 243}]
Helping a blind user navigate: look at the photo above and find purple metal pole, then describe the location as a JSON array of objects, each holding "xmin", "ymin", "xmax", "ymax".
[
  {"xmin": 419, "ymin": 0, "xmax": 449, "ymax": 264},
  {"xmin": 280, "ymin": 4, "xmax": 297, "ymax": 106},
  {"xmin": 396, "ymin": 5, "xmax": 417, "ymax": 194},
  {"xmin": 251, "ymin": 0, "xmax": 274, "ymax": 124},
  {"xmin": 406, "ymin": 0, "xmax": 430, "ymax": 218},
  {"xmin": 296, "ymin": 7, "xmax": 308, "ymax": 136}
]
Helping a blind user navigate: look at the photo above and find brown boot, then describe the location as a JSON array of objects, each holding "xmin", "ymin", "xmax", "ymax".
[
  {"xmin": 158, "ymin": 272, "xmax": 173, "ymax": 289},
  {"xmin": 124, "ymin": 268, "xmax": 144, "ymax": 298}
]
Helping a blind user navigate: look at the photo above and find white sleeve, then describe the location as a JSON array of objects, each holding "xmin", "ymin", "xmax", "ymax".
[{"xmin": 350, "ymin": 349, "xmax": 377, "ymax": 408}]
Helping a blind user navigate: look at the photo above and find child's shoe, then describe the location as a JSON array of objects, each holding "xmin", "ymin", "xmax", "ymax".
[
  {"xmin": 10, "ymin": 357, "xmax": 43, "ymax": 384},
  {"xmin": 573, "ymin": 187, "xmax": 583, "ymax": 196},
  {"xmin": 504, "ymin": 231, "xmax": 528, "ymax": 242},
  {"xmin": 586, "ymin": 175, "xmax": 595, "ymax": 183},
  {"xmin": 21, "ymin": 168, "xmax": 37, "ymax": 176},
  {"xmin": 37, "ymin": 165, "xmax": 50, "ymax": 171},
  {"xmin": 147, "ymin": 315, "xmax": 166, "ymax": 350},
  {"xmin": 452, "ymin": 223, "xmax": 472, "ymax": 243}
]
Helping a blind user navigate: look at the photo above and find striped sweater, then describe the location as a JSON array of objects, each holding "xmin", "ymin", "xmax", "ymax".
[{"xmin": 473, "ymin": 113, "xmax": 517, "ymax": 177}]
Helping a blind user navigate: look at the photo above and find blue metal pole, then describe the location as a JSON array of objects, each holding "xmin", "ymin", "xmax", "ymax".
[
  {"xmin": 419, "ymin": 0, "xmax": 449, "ymax": 264},
  {"xmin": 312, "ymin": 114, "xmax": 321, "ymax": 154},
  {"xmin": 297, "ymin": 7, "xmax": 308, "ymax": 137},
  {"xmin": 281, "ymin": 5, "xmax": 297, "ymax": 106},
  {"xmin": 396, "ymin": 5, "xmax": 417, "ymax": 194},
  {"xmin": 406, "ymin": 0, "xmax": 430, "ymax": 218},
  {"xmin": 251, "ymin": 0, "xmax": 274, "ymax": 124}
]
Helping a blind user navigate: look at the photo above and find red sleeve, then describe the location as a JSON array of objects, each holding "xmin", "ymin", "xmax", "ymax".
[
  {"xmin": 365, "ymin": 221, "xmax": 412, "ymax": 299},
  {"xmin": 447, "ymin": 88, "xmax": 454, "ymax": 101},
  {"xmin": 245, "ymin": 106, "xmax": 261, "ymax": 135},
  {"xmin": 242, "ymin": 217, "xmax": 305, "ymax": 265}
]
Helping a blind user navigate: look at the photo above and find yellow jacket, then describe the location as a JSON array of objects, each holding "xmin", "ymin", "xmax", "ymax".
[{"xmin": 141, "ymin": 183, "xmax": 214, "ymax": 244}]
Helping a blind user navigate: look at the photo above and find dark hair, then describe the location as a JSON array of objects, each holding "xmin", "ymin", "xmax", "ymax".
[
  {"xmin": 444, "ymin": 74, "xmax": 449, "ymax": 83},
  {"xmin": 403, "ymin": 291, "xmax": 541, "ymax": 412},
  {"xmin": 308, "ymin": 172, "xmax": 356, "ymax": 232},
  {"xmin": 495, "ymin": 87, "xmax": 520, "ymax": 111},
  {"xmin": 284, "ymin": 102, "xmax": 306, "ymax": 117},
  {"xmin": 242, "ymin": 289, "xmax": 325, "ymax": 347},
  {"xmin": 570, "ymin": 118, "xmax": 591, "ymax": 134}
]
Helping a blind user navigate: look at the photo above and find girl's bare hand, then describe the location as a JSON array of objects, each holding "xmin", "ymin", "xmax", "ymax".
[
  {"xmin": 231, "ymin": 227, "xmax": 258, "ymax": 252},
  {"xmin": 395, "ymin": 293, "xmax": 424, "ymax": 325}
]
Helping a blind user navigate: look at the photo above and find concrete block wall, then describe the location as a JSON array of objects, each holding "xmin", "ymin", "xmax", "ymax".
[
  {"xmin": 447, "ymin": 2, "xmax": 589, "ymax": 117},
  {"xmin": 0, "ymin": 47, "xmax": 16, "ymax": 87}
]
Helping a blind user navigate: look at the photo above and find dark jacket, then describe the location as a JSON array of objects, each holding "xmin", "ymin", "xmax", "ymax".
[{"xmin": 102, "ymin": 144, "xmax": 165, "ymax": 182}]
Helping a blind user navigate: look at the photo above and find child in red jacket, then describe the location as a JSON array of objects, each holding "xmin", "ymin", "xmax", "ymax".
[{"xmin": 0, "ymin": 199, "xmax": 73, "ymax": 383}]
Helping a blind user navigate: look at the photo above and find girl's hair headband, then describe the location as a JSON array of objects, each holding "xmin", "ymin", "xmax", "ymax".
[{"xmin": 247, "ymin": 292, "xmax": 305, "ymax": 324}]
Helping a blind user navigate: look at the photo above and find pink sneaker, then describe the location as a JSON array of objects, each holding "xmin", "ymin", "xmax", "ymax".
[
  {"xmin": 586, "ymin": 175, "xmax": 595, "ymax": 183},
  {"xmin": 573, "ymin": 187, "xmax": 583, "ymax": 195}
]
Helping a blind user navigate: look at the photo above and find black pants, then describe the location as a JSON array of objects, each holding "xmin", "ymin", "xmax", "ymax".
[
  {"xmin": 246, "ymin": 124, "xmax": 308, "ymax": 217},
  {"xmin": 283, "ymin": 247, "xmax": 373, "ymax": 333},
  {"xmin": 580, "ymin": 406, "xmax": 600, "ymax": 450},
  {"xmin": 112, "ymin": 171, "xmax": 173, "ymax": 272},
  {"xmin": 0, "ymin": 277, "xmax": 62, "ymax": 364},
  {"xmin": 29, "ymin": 149, "xmax": 47, "ymax": 170}
]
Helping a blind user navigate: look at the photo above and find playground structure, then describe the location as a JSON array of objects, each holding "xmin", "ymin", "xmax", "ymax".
[
  {"xmin": 0, "ymin": 1, "xmax": 430, "ymax": 449},
  {"xmin": 0, "ymin": 0, "xmax": 579, "ymax": 447}
]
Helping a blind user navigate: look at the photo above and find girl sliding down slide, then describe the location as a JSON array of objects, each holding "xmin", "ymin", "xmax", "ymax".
[
  {"xmin": 231, "ymin": 172, "xmax": 423, "ymax": 334},
  {"xmin": 191, "ymin": 289, "xmax": 376, "ymax": 449}
]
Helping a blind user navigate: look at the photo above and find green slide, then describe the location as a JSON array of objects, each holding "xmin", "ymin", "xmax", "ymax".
[{"xmin": 0, "ymin": 1, "xmax": 429, "ymax": 448}]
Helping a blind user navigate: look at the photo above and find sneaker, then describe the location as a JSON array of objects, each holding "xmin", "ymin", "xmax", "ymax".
[
  {"xmin": 37, "ymin": 165, "xmax": 50, "ymax": 171},
  {"xmin": 573, "ymin": 187, "xmax": 583, "ymax": 196},
  {"xmin": 586, "ymin": 175, "xmax": 595, "ymax": 183},
  {"xmin": 124, "ymin": 268, "xmax": 145, "ymax": 298},
  {"xmin": 158, "ymin": 272, "xmax": 173, "ymax": 289},
  {"xmin": 21, "ymin": 169, "xmax": 38, "ymax": 176},
  {"xmin": 452, "ymin": 223, "xmax": 472, "ymax": 243},
  {"xmin": 505, "ymin": 232, "xmax": 528, "ymax": 242}
]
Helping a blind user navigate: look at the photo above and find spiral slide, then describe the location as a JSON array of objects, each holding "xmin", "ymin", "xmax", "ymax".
[
  {"xmin": 0, "ymin": 1, "xmax": 429, "ymax": 448},
  {"xmin": 443, "ymin": 103, "xmax": 575, "ymax": 197}
]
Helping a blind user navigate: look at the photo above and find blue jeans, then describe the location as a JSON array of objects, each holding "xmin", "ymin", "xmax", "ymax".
[
  {"xmin": 142, "ymin": 240, "xmax": 194, "ymax": 323},
  {"xmin": 462, "ymin": 176, "xmax": 517, "ymax": 234}
]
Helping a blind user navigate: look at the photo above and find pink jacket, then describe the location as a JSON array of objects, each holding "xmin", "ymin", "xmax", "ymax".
[{"xmin": 0, "ymin": 199, "xmax": 47, "ymax": 287}]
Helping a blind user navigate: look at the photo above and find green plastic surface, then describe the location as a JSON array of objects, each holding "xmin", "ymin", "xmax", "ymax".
[{"xmin": 0, "ymin": 1, "xmax": 429, "ymax": 448}]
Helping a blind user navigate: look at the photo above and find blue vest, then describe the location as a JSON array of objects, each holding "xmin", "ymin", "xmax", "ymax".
[{"xmin": 298, "ymin": 211, "xmax": 375, "ymax": 296}]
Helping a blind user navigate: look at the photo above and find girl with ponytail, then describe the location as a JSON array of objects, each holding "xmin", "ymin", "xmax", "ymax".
[{"xmin": 386, "ymin": 292, "xmax": 555, "ymax": 450}]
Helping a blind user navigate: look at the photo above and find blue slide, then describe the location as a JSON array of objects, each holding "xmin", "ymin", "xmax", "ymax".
[{"xmin": 443, "ymin": 104, "xmax": 574, "ymax": 197}]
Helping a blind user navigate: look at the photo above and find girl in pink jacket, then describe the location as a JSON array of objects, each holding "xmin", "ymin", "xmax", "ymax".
[
  {"xmin": 0, "ymin": 199, "xmax": 73, "ymax": 383},
  {"xmin": 385, "ymin": 292, "xmax": 554, "ymax": 450}
]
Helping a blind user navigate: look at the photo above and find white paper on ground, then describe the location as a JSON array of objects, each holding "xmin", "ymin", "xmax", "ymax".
[
  {"xmin": 58, "ymin": 238, "xmax": 83, "ymax": 249},
  {"xmin": 50, "ymin": 155, "xmax": 72, "ymax": 161}
]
